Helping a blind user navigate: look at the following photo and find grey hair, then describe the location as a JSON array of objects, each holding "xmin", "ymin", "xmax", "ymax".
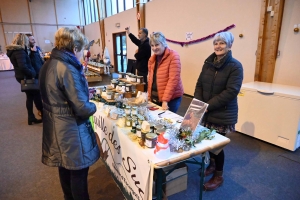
[
  {"xmin": 150, "ymin": 32, "xmax": 168, "ymax": 47},
  {"xmin": 213, "ymin": 32, "xmax": 234, "ymax": 48}
]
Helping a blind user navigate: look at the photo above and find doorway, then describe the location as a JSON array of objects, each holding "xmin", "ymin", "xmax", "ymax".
[{"xmin": 113, "ymin": 32, "xmax": 127, "ymax": 73}]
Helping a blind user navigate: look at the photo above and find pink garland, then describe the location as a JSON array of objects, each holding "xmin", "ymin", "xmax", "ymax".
[{"xmin": 166, "ymin": 24, "xmax": 236, "ymax": 47}]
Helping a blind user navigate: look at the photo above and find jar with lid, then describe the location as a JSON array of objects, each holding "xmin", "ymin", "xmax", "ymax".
[
  {"xmin": 106, "ymin": 92, "xmax": 114, "ymax": 100},
  {"xmin": 131, "ymin": 106, "xmax": 138, "ymax": 116},
  {"xmin": 132, "ymin": 119, "xmax": 136, "ymax": 132},
  {"xmin": 131, "ymin": 75, "xmax": 137, "ymax": 82},
  {"xmin": 118, "ymin": 72, "xmax": 125, "ymax": 79},
  {"xmin": 136, "ymin": 125, "xmax": 142, "ymax": 138},
  {"xmin": 125, "ymin": 84, "xmax": 132, "ymax": 92},
  {"xmin": 111, "ymin": 79, "xmax": 118, "ymax": 88},
  {"xmin": 156, "ymin": 127, "xmax": 166, "ymax": 135},
  {"xmin": 145, "ymin": 133, "xmax": 157, "ymax": 148},
  {"xmin": 125, "ymin": 116, "xmax": 132, "ymax": 127},
  {"xmin": 125, "ymin": 106, "xmax": 131, "ymax": 115},
  {"xmin": 118, "ymin": 82, "xmax": 125, "ymax": 92},
  {"xmin": 117, "ymin": 114, "xmax": 126, "ymax": 128},
  {"xmin": 136, "ymin": 76, "xmax": 144, "ymax": 83},
  {"xmin": 138, "ymin": 117, "xmax": 144, "ymax": 126},
  {"xmin": 141, "ymin": 130, "xmax": 148, "ymax": 142}
]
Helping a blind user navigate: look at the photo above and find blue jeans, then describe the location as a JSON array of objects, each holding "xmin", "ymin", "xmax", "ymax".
[{"xmin": 168, "ymin": 96, "xmax": 182, "ymax": 113}]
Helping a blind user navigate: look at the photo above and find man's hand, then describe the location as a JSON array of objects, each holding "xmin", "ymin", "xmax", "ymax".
[
  {"xmin": 125, "ymin": 26, "xmax": 130, "ymax": 35},
  {"xmin": 31, "ymin": 44, "xmax": 37, "ymax": 51},
  {"xmin": 162, "ymin": 101, "xmax": 169, "ymax": 110}
]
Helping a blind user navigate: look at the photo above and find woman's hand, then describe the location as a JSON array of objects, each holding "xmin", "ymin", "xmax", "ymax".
[{"xmin": 162, "ymin": 101, "xmax": 169, "ymax": 110}]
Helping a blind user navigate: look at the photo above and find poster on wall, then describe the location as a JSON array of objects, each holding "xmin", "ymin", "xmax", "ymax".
[{"xmin": 92, "ymin": 110, "xmax": 151, "ymax": 200}]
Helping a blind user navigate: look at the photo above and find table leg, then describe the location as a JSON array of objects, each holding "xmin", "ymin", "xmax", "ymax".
[
  {"xmin": 155, "ymin": 168, "xmax": 164, "ymax": 200},
  {"xmin": 199, "ymin": 155, "xmax": 205, "ymax": 200}
]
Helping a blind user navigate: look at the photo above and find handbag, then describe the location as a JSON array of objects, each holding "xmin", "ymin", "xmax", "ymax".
[{"xmin": 21, "ymin": 78, "xmax": 39, "ymax": 92}]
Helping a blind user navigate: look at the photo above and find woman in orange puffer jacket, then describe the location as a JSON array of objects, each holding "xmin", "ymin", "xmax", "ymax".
[{"xmin": 148, "ymin": 32, "xmax": 184, "ymax": 113}]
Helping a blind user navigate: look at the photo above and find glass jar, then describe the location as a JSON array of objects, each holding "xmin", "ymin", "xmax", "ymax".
[
  {"xmin": 131, "ymin": 106, "xmax": 137, "ymax": 116},
  {"xmin": 136, "ymin": 76, "xmax": 144, "ymax": 83},
  {"xmin": 125, "ymin": 106, "xmax": 131, "ymax": 115},
  {"xmin": 125, "ymin": 116, "xmax": 132, "ymax": 127},
  {"xmin": 118, "ymin": 72, "xmax": 125, "ymax": 79},
  {"xmin": 141, "ymin": 130, "xmax": 148, "ymax": 142},
  {"xmin": 131, "ymin": 75, "xmax": 137, "ymax": 82},
  {"xmin": 126, "ymin": 84, "xmax": 132, "ymax": 92},
  {"xmin": 111, "ymin": 79, "xmax": 118, "ymax": 88},
  {"xmin": 118, "ymin": 82, "xmax": 125, "ymax": 92},
  {"xmin": 106, "ymin": 92, "xmax": 113, "ymax": 100},
  {"xmin": 136, "ymin": 125, "xmax": 142, "ymax": 138},
  {"xmin": 145, "ymin": 133, "xmax": 157, "ymax": 148}
]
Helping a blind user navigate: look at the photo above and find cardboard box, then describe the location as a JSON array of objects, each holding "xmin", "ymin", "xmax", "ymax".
[{"xmin": 163, "ymin": 164, "xmax": 188, "ymax": 197}]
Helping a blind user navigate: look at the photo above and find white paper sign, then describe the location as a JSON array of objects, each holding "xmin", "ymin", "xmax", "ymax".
[
  {"xmin": 44, "ymin": 40, "xmax": 51, "ymax": 44},
  {"xmin": 186, "ymin": 32, "xmax": 193, "ymax": 41}
]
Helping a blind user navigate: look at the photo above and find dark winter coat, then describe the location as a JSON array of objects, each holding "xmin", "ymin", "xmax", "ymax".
[
  {"xmin": 194, "ymin": 51, "xmax": 243, "ymax": 125},
  {"xmin": 29, "ymin": 46, "xmax": 44, "ymax": 77},
  {"xmin": 129, "ymin": 33, "xmax": 151, "ymax": 73},
  {"xmin": 39, "ymin": 48, "xmax": 99, "ymax": 170},
  {"xmin": 6, "ymin": 45, "xmax": 36, "ymax": 82}
]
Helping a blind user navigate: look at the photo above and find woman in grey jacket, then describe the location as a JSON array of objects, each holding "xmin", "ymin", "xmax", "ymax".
[
  {"xmin": 39, "ymin": 27, "xmax": 100, "ymax": 200},
  {"xmin": 194, "ymin": 32, "xmax": 243, "ymax": 191}
]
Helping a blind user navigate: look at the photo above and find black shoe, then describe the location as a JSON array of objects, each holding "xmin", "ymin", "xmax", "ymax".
[{"xmin": 28, "ymin": 118, "xmax": 42, "ymax": 125}]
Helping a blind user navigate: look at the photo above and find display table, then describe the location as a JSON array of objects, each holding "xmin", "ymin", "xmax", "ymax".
[
  {"xmin": 92, "ymin": 102, "xmax": 230, "ymax": 200},
  {"xmin": 0, "ymin": 57, "xmax": 13, "ymax": 71}
]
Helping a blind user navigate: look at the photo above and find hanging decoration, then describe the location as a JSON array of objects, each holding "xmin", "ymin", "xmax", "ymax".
[{"xmin": 166, "ymin": 24, "xmax": 236, "ymax": 47}]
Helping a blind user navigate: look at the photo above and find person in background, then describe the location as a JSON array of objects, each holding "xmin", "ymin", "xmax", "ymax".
[
  {"xmin": 26, "ymin": 34, "xmax": 44, "ymax": 117},
  {"xmin": 194, "ymin": 31, "xmax": 243, "ymax": 191},
  {"xmin": 39, "ymin": 27, "xmax": 100, "ymax": 200},
  {"xmin": 148, "ymin": 32, "xmax": 184, "ymax": 113},
  {"xmin": 6, "ymin": 33, "xmax": 43, "ymax": 125},
  {"xmin": 126, "ymin": 26, "xmax": 151, "ymax": 88}
]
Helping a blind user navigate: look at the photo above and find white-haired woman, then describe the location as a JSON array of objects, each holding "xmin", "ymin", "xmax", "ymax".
[
  {"xmin": 39, "ymin": 27, "xmax": 100, "ymax": 199},
  {"xmin": 194, "ymin": 32, "xmax": 243, "ymax": 190},
  {"xmin": 148, "ymin": 32, "xmax": 184, "ymax": 113}
]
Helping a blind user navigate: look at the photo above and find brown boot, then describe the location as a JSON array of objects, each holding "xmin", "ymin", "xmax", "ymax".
[
  {"xmin": 204, "ymin": 158, "xmax": 216, "ymax": 176},
  {"xmin": 203, "ymin": 171, "xmax": 224, "ymax": 191}
]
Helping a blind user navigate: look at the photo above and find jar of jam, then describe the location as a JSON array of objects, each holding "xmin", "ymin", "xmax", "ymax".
[
  {"xmin": 118, "ymin": 72, "xmax": 125, "ymax": 79},
  {"xmin": 131, "ymin": 106, "xmax": 137, "ymax": 116},
  {"xmin": 136, "ymin": 125, "xmax": 142, "ymax": 138},
  {"xmin": 125, "ymin": 116, "xmax": 132, "ymax": 127},
  {"xmin": 136, "ymin": 76, "xmax": 144, "ymax": 83},
  {"xmin": 141, "ymin": 130, "xmax": 148, "ymax": 142},
  {"xmin": 106, "ymin": 92, "xmax": 113, "ymax": 100},
  {"xmin": 145, "ymin": 133, "xmax": 157, "ymax": 148},
  {"xmin": 125, "ymin": 106, "xmax": 131, "ymax": 115},
  {"xmin": 126, "ymin": 84, "xmax": 132, "ymax": 92},
  {"xmin": 131, "ymin": 75, "xmax": 137, "ymax": 82},
  {"xmin": 111, "ymin": 79, "xmax": 118, "ymax": 88}
]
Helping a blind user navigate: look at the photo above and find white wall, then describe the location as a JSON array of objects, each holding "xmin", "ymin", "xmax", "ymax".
[
  {"xmin": 0, "ymin": 0, "xmax": 82, "ymax": 52},
  {"xmin": 104, "ymin": 7, "xmax": 138, "ymax": 66},
  {"xmin": 146, "ymin": 0, "xmax": 261, "ymax": 95},
  {"xmin": 273, "ymin": 0, "xmax": 300, "ymax": 87}
]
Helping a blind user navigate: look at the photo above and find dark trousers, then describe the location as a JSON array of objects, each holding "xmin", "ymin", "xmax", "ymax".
[
  {"xmin": 137, "ymin": 70, "xmax": 148, "ymax": 91},
  {"xmin": 58, "ymin": 167, "xmax": 90, "ymax": 200},
  {"xmin": 24, "ymin": 90, "xmax": 43, "ymax": 119},
  {"xmin": 209, "ymin": 132, "xmax": 225, "ymax": 171}
]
